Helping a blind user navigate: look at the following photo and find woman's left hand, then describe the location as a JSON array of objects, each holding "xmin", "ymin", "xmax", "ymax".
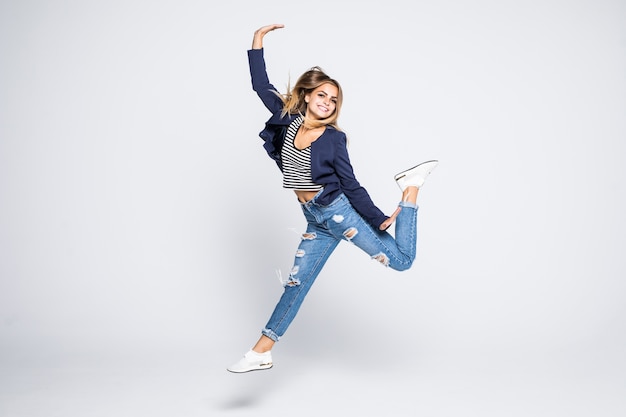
[{"xmin": 379, "ymin": 206, "xmax": 402, "ymax": 230}]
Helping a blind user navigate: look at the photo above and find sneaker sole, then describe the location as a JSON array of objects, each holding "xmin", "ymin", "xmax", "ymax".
[
  {"xmin": 226, "ymin": 363, "xmax": 273, "ymax": 373},
  {"xmin": 394, "ymin": 160, "xmax": 439, "ymax": 181}
]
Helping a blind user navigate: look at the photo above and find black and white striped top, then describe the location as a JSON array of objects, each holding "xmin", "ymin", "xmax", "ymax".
[{"xmin": 281, "ymin": 116, "xmax": 323, "ymax": 191}]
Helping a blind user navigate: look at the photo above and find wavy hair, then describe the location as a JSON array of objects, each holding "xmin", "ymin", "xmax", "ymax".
[{"xmin": 278, "ymin": 66, "xmax": 343, "ymax": 130}]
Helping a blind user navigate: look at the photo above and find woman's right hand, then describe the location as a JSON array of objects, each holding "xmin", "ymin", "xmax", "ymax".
[{"xmin": 252, "ymin": 23, "xmax": 285, "ymax": 49}]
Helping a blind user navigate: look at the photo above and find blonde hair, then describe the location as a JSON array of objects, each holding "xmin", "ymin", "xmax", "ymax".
[{"xmin": 279, "ymin": 66, "xmax": 343, "ymax": 130}]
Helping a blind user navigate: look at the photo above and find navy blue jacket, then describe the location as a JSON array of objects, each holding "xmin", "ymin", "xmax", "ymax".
[{"xmin": 248, "ymin": 48, "xmax": 388, "ymax": 229}]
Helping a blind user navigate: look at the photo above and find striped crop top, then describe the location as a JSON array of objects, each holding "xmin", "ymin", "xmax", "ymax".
[{"xmin": 281, "ymin": 116, "xmax": 323, "ymax": 191}]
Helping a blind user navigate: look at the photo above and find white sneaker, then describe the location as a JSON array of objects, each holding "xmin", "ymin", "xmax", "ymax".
[
  {"xmin": 394, "ymin": 160, "xmax": 439, "ymax": 191},
  {"xmin": 227, "ymin": 350, "xmax": 273, "ymax": 373}
]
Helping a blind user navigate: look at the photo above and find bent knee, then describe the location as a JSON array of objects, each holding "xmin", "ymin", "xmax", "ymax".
[{"xmin": 394, "ymin": 262, "xmax": 413, "ymax": 272}]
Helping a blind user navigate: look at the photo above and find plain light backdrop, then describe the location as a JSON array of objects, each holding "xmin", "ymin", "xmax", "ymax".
[{"xmin": 1, "ymin": 0, "xmax": 625, "ymax": 416}]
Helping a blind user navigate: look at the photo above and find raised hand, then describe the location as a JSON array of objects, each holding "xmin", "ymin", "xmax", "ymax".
[{"xmin": 252, "ymin": 23, "xmax": 285, "ymax": 49}]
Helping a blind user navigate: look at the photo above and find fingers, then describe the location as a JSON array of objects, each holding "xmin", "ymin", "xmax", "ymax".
[
  {"xmin": 379, "ymin": 206, "xmax": 402, "ymax": 231},
  {"xmin": 256, "ymin": 23, "xmax": 285, "ymax": 36},
  {"xmin": 268, "ymin": 23, "xmax": 285, "ymax": 31}
]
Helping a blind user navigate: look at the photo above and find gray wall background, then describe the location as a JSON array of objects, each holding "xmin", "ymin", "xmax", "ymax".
[{"xmin": 1, "ymin": 0, "xmax": 625, "ymax": 415}]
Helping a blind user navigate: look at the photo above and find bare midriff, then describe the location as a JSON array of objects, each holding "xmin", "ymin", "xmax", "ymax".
[{"xmin": 294, "ymin": 190, "xmax": 320, "ymax": 203}]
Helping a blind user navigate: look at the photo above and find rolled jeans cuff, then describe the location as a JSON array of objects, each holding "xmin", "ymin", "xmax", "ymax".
[{"xmin": 399, "ymin": 201, "xmax": 418, "ymax": 210}]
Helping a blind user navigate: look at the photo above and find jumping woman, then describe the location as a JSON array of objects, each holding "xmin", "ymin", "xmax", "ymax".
[{"xmin": 227, "ymin": 23, "xmax": 438, "ymax": 373}]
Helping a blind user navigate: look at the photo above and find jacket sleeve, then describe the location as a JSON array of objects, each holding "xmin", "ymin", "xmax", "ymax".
[
  {"xmin": 247, "ymin": 48, "xmax": 285, "ymax": 114},
  {"xmin": 333, "ymin": 133, "xmax": 389, "ymax": 229}
]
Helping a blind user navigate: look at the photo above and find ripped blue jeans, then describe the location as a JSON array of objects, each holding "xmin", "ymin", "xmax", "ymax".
[{"xmin": 262, "ymin": 192, "xmax": 418, "ymax": 342}]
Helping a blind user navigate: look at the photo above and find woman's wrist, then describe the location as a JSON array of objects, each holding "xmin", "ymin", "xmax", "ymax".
[{"xmin": 252, "ymin": 33, "xmax": 264, "ymax": 49}]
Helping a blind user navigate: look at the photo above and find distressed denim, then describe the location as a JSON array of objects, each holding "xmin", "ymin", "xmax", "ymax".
[{"xmin": 262, "ymin": 192, "xmax": 418, "ymax": 342}]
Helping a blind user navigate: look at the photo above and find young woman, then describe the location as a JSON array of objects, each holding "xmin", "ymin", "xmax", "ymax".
[{"xmin": 227, "ymin": 24, "xmax": 438, "ymax": 373}]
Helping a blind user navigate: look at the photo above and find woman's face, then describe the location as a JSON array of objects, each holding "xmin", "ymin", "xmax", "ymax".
[{"xmin": 305, "ymin": 83, "xmax": 338, "ymax": 120}]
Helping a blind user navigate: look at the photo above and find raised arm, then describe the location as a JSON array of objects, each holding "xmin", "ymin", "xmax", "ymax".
[
  {"xmin": 248, "ymin": 24, "xmax": 287, "ymax": 114},
  {"xmin": 252, "ymin": 24, "xmax": 285, "ymax": 49}
]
